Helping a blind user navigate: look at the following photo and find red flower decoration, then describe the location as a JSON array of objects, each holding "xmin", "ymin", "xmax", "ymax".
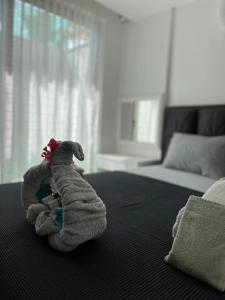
[{"xmin": 41, "ymin": 138, "xmax": 59, "ymax": 161}]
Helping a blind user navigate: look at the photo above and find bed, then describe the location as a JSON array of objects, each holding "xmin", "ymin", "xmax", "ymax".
[
  {"xmin": 1, "ymin": 105, "xmax": 225, "ymax": 300},
  {"xmin": 127, "ymin": 164, "xmax": 215, "ymax": 192}
]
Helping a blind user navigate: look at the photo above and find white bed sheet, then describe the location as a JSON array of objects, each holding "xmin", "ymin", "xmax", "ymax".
[{"xmin": 126, "ymin": 165, "xmax": 216, "ymax": 193}]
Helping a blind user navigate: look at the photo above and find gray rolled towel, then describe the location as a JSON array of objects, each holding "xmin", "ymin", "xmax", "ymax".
[
  {"xmin": 21, "ymin": 161, "xmax": 51, "ymax": 210},
  {"xmin": 35, "ymin": 209, "xmax": 60, "ymax": 236},
  {"xmin": 26, "ymin": 203, "xmax": 48, "ymax": 224}
]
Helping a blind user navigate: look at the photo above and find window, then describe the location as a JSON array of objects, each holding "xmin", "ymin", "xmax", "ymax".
[{"xmin": 0, "ymin": 0, "xmax": 104, "ymax": 183}]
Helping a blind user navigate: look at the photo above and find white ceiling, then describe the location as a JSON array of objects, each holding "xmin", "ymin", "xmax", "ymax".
[{"xmin": 95, "ymin": 0, "xmax": 198, "ymax": 21}]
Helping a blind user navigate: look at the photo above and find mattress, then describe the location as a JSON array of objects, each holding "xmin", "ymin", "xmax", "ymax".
[
  {"xmin": 127, "ymin": 164, "xmax": 216, "ymax": 192},
  {"xmin": 0, "ymin": 172, "xmax": 224, "ymax": 300}
]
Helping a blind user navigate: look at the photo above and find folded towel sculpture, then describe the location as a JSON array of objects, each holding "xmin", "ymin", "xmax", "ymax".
[{"xmin": 21, "ymin": 139, "xmax": 107, "ymax": 252}]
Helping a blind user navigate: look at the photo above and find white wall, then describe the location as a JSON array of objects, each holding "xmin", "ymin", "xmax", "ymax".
[
  {"xmin": 94, "ymin": 0, "xmax": 225, "ymax": 154},
  {"xmin": 119, "ymin": 10, "xmax": 171, "ymax": 97},
  {"xmin": 170, "ymin": 0, "xmax": 225, "ymax": 106},
  {"xmin": 119, "ymin": 0, "xmax": 225, "ymax": 107}
]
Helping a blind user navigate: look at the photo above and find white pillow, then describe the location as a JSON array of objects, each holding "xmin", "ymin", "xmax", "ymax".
[
  {"xmin": 203, "ymin": 178, "xmax": 225, "ymax": 205},
  {"xmin": 163, "ymin": 133, "xmax": 225, "ymax": 179}
]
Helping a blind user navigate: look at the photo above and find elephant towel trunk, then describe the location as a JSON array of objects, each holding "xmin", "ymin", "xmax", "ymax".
[{"xmin": 48, "ymin": 164, "xmax": 107, "ymax": 252}]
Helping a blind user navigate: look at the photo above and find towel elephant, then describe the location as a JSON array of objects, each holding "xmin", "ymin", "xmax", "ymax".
[{"xmin": 22, "ymin": 139, "xmax": 107, "ymax": 252}]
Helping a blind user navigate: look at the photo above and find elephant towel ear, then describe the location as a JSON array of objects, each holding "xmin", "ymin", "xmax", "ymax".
[{"xmin": 71, "ymin": 142, "xmax": 84, "ymax": 161}]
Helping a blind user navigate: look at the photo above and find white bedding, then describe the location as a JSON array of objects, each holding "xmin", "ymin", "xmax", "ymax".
[{"xmin": 126, "ymin": 165, "xmax": 216, "ymax": 193}]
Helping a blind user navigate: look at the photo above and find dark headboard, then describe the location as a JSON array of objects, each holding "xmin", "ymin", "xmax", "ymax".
[{"xmin": 162, "ymin": 105, "xmax": 225, "ymax": 159}]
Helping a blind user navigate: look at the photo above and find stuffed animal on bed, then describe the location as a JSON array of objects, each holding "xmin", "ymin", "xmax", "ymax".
[{"xmin": 21, "ymin": 139, "xmax": 107, "ymax": 252}]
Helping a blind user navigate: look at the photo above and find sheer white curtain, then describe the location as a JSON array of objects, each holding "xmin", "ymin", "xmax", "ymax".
[{"xmin": 0, "ymin": 0, "xmax": 104, "ymax": 183}]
